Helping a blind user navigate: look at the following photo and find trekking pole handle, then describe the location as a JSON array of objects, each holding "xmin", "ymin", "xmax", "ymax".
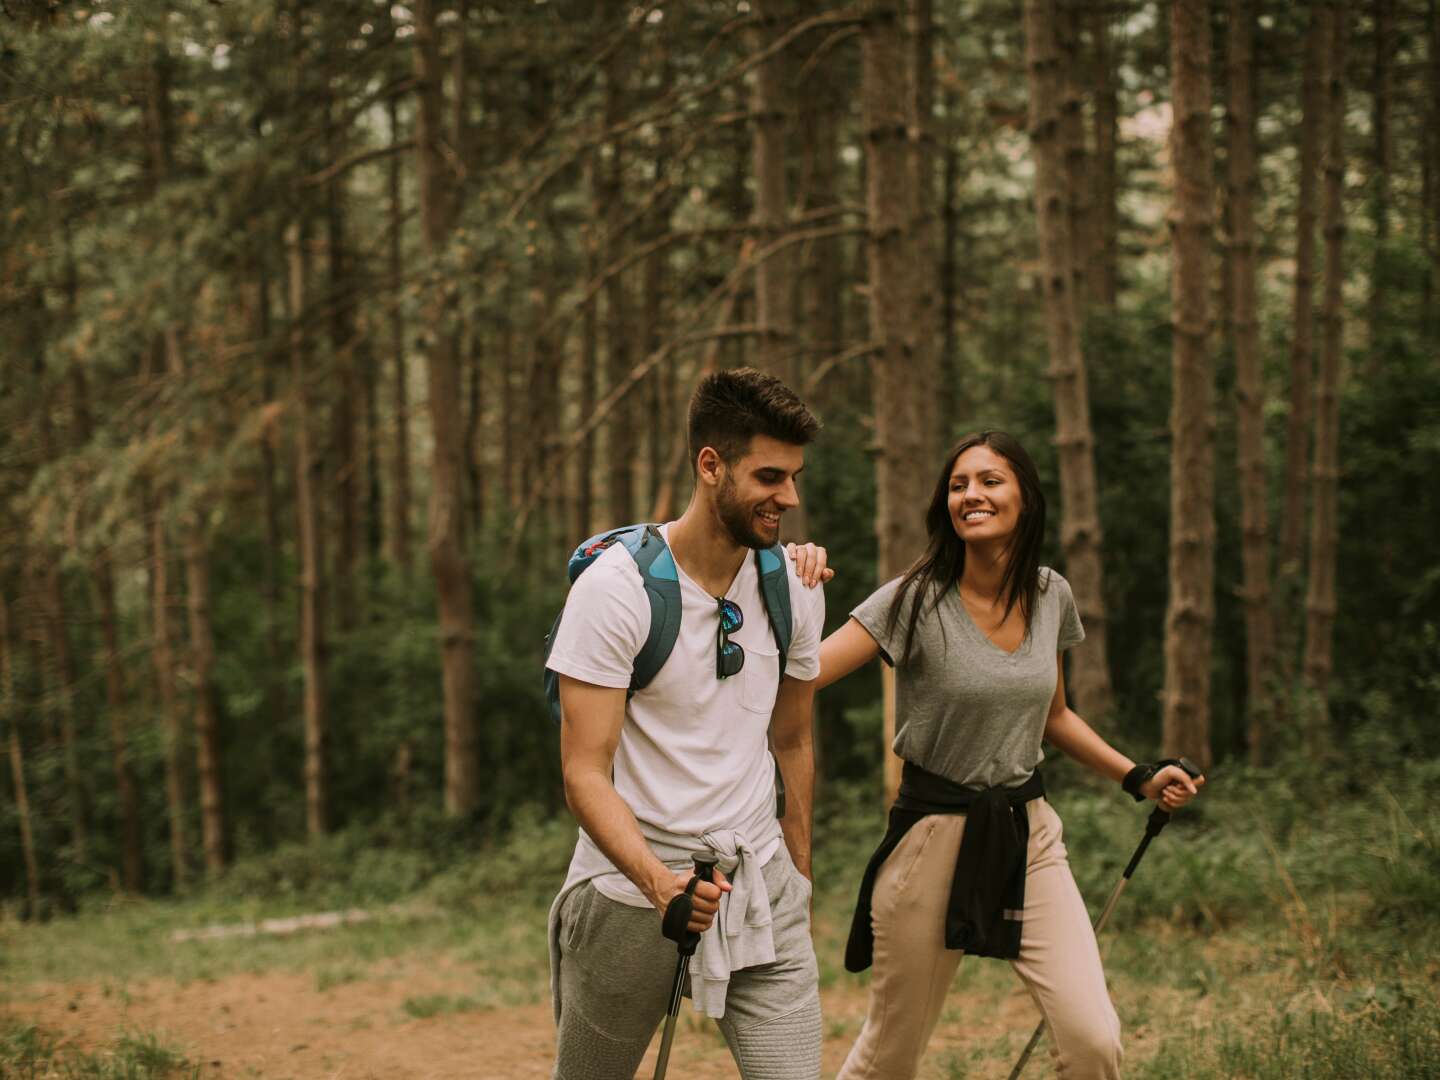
[{"xmin": 693, "ymin": 857, "xmax": 717, "ymax": 884}]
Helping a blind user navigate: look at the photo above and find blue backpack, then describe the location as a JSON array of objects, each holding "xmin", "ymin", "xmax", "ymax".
[{"xmin": 542, "ymin": 523, "xmax": 794, "ymax": 726}]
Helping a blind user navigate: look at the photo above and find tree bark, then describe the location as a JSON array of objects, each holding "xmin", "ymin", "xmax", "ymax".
[
  {"xmin": 603, "ymin": 11, "xmax": 636, "ymax": 527},
  {"xmin": 578, "ymin": 215, "xmax": 599, "ymax": 538},
  {"xmin": 1, "ymin": 592, "xmax": 43, "ymax": 918},
  {"xmin": 414, "ymin": 0, "xmax": 480, "ymax": 816},
  {"xmin": 1302, "ymin": 4, "xmax": 1349, "ymax": 737},
  {"xmin": 72, "ymin": 369, "xmax": 143, "ymax": 891},
  {"xmin": 184, "ymin": 530, "xmax": 226, "ymax": 874},
  {"xmin": 863, "ymin": 0, "xmax": 933, "ymax": 803},
  {"xmin": 32, "ymin": 372, "xmax": 87, "ymax": 861},
  {"xmin": 1056, "ymin": 0, "xmax": 1091, "ymax": 305},
  {"xmin": 1023, "ymin": 0, "xmax": 1115, "ymax": 726},
  {"xmin": 326, "ymin": 113, "xmax": 360, "ymax": 632},
  {"xmin": 1368, "ymin": 0, "xmax": 1393, "ymax": 342},
  {"xmin": 1280, "ymin": 11, "xmax": 1326, "ymax": 584},
  {"xmin": 150, "ymin": 502, "xmax": 190, "ymax": 889},
  {"xmin": 1089, "ymin": 4, "xmax": 1119, "ymax": 306},
  {"xmin": 1161, "ymin": 0, "xmax": 1216, "ymax": 770},
  {"xmin": 1226, "ymin": 0, "xmax": 1276, "ymax": 764},
  {"xmin": 751, "ymin": 0, "xmax": 794, "ymax": 381},
  {"xmin": 387, "ymin": 97, "xmax": 413, "ymax": 575},
  {"xmin": 288, "ymin": 221, "xmax": 329, "ymax": 837}
]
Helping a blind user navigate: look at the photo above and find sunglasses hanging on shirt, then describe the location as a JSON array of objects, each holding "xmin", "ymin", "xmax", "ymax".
[{"xmin": 715, "ymin": 597, "xmax": 745, "ymax": 679}]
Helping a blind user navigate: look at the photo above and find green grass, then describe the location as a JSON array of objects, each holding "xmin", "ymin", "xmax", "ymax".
[
  {"xmin": 2, "ymin": 751, "xmax": 1438, "ymax": 1076},
  {"xmin": 0, "ymin": 1023, "xmax": 198, "ymax": 1079}
]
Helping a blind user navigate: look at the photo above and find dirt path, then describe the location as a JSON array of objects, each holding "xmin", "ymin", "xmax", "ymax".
[{"xmin": 4, "ymin": 958, "xmax": 1047, "ymax": 1079}]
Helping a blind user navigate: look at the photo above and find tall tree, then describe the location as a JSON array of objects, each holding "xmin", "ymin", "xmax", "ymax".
[
  {"xmin": 73, "ymin": 370, "xmax": 143, "ymax": 890},
  {"xmin": 1280, "ymin": 11, "xmax": 1327, "ymax": 586},
  {"xmin": 386, "ymin": 97, "xmax": 413, "ymax": 576},
  {"xmin": 289, "ymin": 222, "xmax": 330, "ymax": 837},
  {"xmin": 1088, "ymin": 3, "xmax": 1119, "ymax": 307},
  {"xmin": 1023, "ymin": 0, "xmax": 1115, "ymax": 725},
  {"xmin": 1161, "ymin": 0, "xmax": 1216, "ymax": 769},
  {"xmin": 1, "ymin": 591, "xmax": 43, "ymax": 918},
  {"xmin": 1226, "ymin": 0, "xmax": 1276, "ymax": 763},
  {"xmin": 1369, "ymin": 0, "xmax": 1394, "ymax": 339},
  {"xmin": 184, "ymin": 527, "xmax": 226, "ymax": 873},
  {"xmin": 863, "ymin": 0, "xmax": 935, "ymax": 800},
  {"xmin": 603, "ymin": 6, "xmax": 637, "ymax": 528},
  {"xmin": 414, "ymin": 0, "xmax": 480, "ymax": 816},
  {"xmin": 1303, "ymin": 4, "xmax": 1350, "ymax": 735}
]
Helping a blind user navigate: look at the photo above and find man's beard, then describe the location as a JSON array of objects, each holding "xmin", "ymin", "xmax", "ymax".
[{"xmin": 716, "ymin": 476, "xmax": 778, "ymax": 550}]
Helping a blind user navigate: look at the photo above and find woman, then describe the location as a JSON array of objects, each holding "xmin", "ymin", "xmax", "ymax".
[{"xmin": 812, "ymin": 431, "xmax": 1202, "ymax": 1080}]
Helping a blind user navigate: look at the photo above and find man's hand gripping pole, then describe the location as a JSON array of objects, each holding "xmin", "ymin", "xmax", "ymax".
[{"xmin": 653, "ymin": 857, "xmax": 717, "ymax": 1080}]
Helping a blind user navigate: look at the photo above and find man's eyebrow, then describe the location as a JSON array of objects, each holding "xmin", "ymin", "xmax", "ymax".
[{"xmin": 756, "ymin": 464, "xmax": 804, "ymax": 478}]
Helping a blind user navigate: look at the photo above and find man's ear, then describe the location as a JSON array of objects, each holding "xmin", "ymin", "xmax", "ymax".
[{"xmin": 696, "ymin": 446, "xmax": 724, "ymax": 488}]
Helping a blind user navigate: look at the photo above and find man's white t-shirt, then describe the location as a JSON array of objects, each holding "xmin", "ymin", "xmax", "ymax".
[{"xmin": 545, "ymin": 523, "xmax": 824, "ymax": 904}]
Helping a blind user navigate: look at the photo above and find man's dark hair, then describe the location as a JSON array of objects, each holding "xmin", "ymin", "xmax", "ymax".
[{"xmin": 687, "ymin": 367, "xmax": 821, "ymax": 471}]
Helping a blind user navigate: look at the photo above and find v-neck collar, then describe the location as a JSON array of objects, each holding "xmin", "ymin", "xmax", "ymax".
[{"xmin": 948, "ymin": 586, "xmax": 1030, "ymax": 660}]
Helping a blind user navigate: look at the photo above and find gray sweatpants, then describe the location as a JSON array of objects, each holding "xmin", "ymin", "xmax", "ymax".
[{"xmin": 552, "ymin": 847, "xmax": 822, "ymax": 1080}]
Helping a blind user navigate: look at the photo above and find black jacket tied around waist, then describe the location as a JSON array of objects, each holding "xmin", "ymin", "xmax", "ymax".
[{"xmin": 844, "ymin": 762, "xmax": 1046, "ymax": 972}]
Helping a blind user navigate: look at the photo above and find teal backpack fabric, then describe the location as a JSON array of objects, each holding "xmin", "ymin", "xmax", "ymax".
[{"xmin": 542, "ymin": 524, "xmax": 793, "ymax": 725}]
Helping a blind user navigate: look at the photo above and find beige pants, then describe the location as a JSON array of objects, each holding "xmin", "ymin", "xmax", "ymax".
[{"xmin": 837, "ymin": 799, "xmax": 1122, "ymax": 1080}]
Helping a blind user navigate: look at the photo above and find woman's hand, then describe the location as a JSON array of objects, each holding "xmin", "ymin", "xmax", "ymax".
[
  {"xmin": 1139, "ymin": 764, "xmax": 1204, "ymax": 811},
  {"xmin": 784, "ymin": 542, "xmax": 836, "ymax": 588}
]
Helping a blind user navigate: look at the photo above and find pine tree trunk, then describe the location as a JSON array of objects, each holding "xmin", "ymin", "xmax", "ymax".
[
  {"xmin": 603, "ymin": 16, "xmax": 636, "ymax": 527},
  {"xmin": 288, "ymin": 221, "xmax": 330, "ymax": 837},
  {"xmin": 183, "ymin": 530, "xmax": 226, "ymax": 874},
  {"xmin": 256, "ymin": 245, "xmax": 291, "ymax": 745},
  {"xmin": 32, "ymin": 375, "xmax": 88, "ymax": 861},
  {"xmin": 386, "ymin": 97, "xmax": 413, "ymax": 575},
  {"xmin": 1, "ymin": 593, "xmax": 44, "ymax": 917},
  {"xmin": 1280, "ymin": 12, "xmax": 1326, "ymax": 584},
  {"xmin": 751, "ymin": 0, "xmax": 793, "ymax": 379},
  {"xmin": 1302, "ymin": 4, "xmax": 1349, "ymax": 737},
  {"xmin": 1161, "ymin": 0, "xmax": 1216, "ymax": 769},
  {"xmin": 1089, "ymin": 4, "xmax": 1119, "ymax": 307},
  {"xmin": 72, "ymin": 368, "xmax": 143, "ymax": 891},
  {"xmin": 940, "ymin": 88, "xmax": 964, "ymax": 421},
  {"xmin": 1369, "ymin": 0, "xmax": 1393, "ymax": 343},
  {"xmin": 1056, "ymin": 0, "xmax": 1091, "ymax": 304},
  {"xmin": 1024, "ymin": 0, "xmax": 1115, "ymax": 726},
  {"xmin": 864, "ymin": 0, "xmax": 933, "ymax": 802},
  {"xmin": 150, "ymin": 503, "xmax": 190, "ymax": 889},
  {"xmin": 414, "ymin": 0, "xmax": 480, "ymax": 816},
  {"xmin": 578, "ymin": 216, "xmax": 599, "ymax": 538},
  {"xmin": 327, "ymin": 129, "xmax": 360, "ymax": 632},
  {"xmin": 1226, "ymin": 0, "xmax": 1276, "ymax": 765},
  {"xmin": 1429, "ymin": 0, "xmax": 1440, "ymax": 339}
]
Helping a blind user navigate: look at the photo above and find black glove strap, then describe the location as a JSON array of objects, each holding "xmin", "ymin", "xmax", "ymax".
[{"xmin": 1123, "ymin": 758, "xmax": 1196, "ymax": 802}]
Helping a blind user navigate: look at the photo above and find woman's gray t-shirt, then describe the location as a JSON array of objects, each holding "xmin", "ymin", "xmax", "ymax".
[{"xmin": 851, "ymin": 568, "xmax": 1084, "ymax": 789}]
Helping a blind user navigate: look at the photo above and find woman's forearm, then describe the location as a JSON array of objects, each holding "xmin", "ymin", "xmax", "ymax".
[{"xmin": 1043, "ymin": 707, "xmax": 1133, "ymax": 784}]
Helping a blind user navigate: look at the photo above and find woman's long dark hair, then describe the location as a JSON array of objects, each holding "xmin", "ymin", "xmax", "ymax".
[{"xmin": 884, "ymin": 431, "xmax": 1047, "ymax": 665}]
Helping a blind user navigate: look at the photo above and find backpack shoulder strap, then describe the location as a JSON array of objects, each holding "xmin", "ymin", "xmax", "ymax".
[
  {"xmin": 754, "ymin": 543, "xmax": 792, "ymax": 681},
  {"xmin": 620, "ymin": 524, "xmax": 682, "ymax": 694}
]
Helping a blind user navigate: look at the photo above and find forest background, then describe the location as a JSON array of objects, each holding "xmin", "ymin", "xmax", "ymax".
[{"xmin": 2, "ymin": 0, "xmax": 1439, "ymax": 1076}]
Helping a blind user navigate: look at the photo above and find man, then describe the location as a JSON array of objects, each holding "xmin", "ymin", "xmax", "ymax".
[{"xmin": 546, "ymin": 368, "xmax": 826, "ymax": 1080}]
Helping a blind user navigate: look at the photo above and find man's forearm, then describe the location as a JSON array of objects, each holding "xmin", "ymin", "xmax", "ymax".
[
  {"xmin": 774, "ymin": 737, "xmax": 814, "ymax": 878},
  {"xmin": 563, "ymin": 766, "xmax": 674, "ymax": 909}
]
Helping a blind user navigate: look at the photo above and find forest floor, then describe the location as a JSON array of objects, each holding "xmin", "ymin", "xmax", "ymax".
[
  {"xmin": 0, "ymin": 900, "xmax": 1294, "ymax": 1080},
  {"xmin": 0, "ymin": 911, "xmax": 1215, "ymax": 1080}
]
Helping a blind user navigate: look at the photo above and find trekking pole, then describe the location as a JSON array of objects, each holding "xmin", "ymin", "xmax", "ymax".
[
  {"xmin": 1007, "ymin": 758, "xmax": 1203, "ymax": 1080},
  {"xmin": 653, "ymin": 856, "xmax": 717, "ymax": 1080}
]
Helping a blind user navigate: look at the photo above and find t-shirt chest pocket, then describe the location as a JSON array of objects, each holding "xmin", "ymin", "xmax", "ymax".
[{"xmin": 740, "ymin": 641, "xmax": 780, "ymax": 714}]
